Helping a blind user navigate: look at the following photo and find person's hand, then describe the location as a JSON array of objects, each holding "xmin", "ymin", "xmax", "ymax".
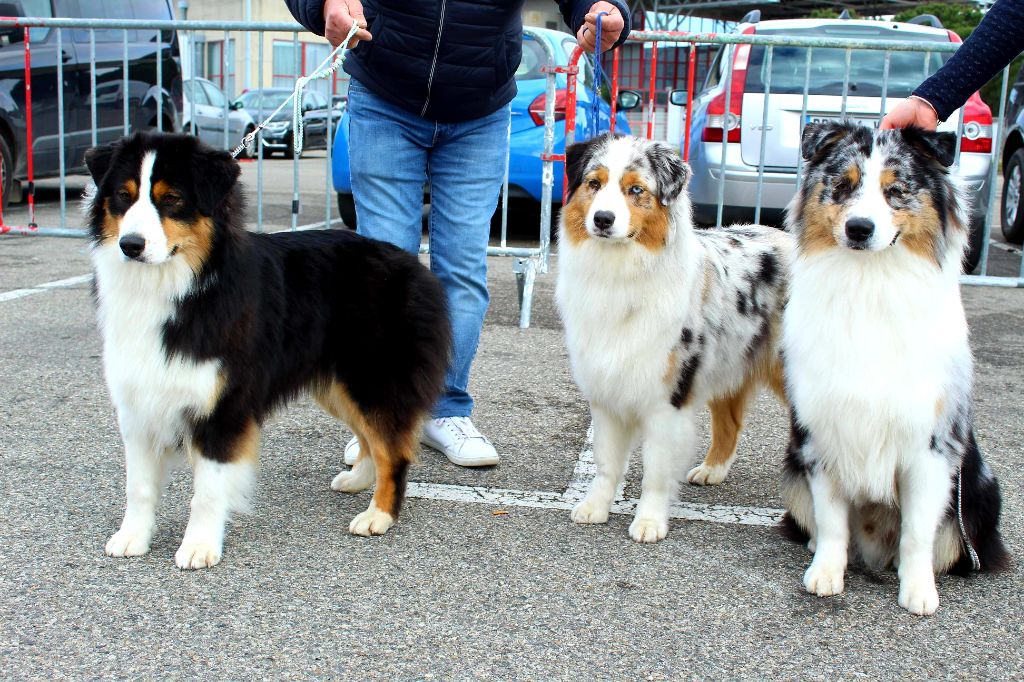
[
  {"xmin": 577, "ymin": 2, "xmax": 625, "ymax": 53},
  {"xmin": 323, "ymin": 0, "xmax": 372, "ymax": 49},
  {"xmin": 880, "ymin": 96, "xmax": 939, "ymax": 131}
]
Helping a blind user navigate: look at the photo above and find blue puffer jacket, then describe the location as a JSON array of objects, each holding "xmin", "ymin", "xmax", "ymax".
[{"xmin": 284, "ymin": 0, "xmax": 630, "ymax": 123}]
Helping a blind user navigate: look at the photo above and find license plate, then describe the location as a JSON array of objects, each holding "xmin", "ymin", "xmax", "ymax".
[{"xmin": 805, "ymin": 115, "xmax": 879, "ymax": 129}]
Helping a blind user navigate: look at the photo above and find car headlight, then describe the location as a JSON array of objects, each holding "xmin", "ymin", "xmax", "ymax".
[{"xmin": 265, "ymin": 121, "xmax": 290, "ymax": 132}]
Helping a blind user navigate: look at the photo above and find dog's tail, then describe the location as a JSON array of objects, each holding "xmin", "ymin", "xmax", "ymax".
[{"xmin": 949, "ymin": 429, "xmax": 1010, "ymax": 576}]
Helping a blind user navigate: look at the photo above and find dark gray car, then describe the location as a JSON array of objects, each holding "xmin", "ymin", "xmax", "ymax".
[{"xmin": 233, "ymin": 87, "xmax": 339, "ymax": 159}]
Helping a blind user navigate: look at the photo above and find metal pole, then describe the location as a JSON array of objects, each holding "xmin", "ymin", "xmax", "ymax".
[
  {"xmin": 291, "ymin": 31, "xmax": 299, "ymax": 232},
  {"xmin": 23, "ymin": 27, "xmax": 35, "ymax": 227},
  {"xmin": 156, "ymin": 29, "xmax": 163, "ymax": 131},
  {"xmin": 715, "ymin": 45, "xmax": 733, "ymax": 228},
  {"xmin": 796, "ymin": 47, "xmax": 812, "ymax": 191},
  {"xmin": 981, "ymin": 67, "xmax": 1010, "ymax": 277},
  {"xmin": 222, "ymin": 29, "xmax": 230, "ymax": 150},
  {"xmin": 56, "ymin": 27, "xmax": 66, "ymax": 228},
  {"xmin": 90, "ymin": 29, "xmax": 97, "ymax": 147},
  {"xmin": 257, "ymin": 30, "xmax": 264, "ymax": 232},
  {"xmin": 753, "ymin": 45, "xmax": 772, "ymax": 225},
  {"xmin": 840, "ymin": 47, "xmax": 851, "ymax": 118},
  {"xmin": 123, "ymin": 29, "xmax": 129, "ymax": 136}
]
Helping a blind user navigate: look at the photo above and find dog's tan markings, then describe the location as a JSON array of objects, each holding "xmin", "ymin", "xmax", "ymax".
[
  {"xmin": 702, "ymin": 380, "xmax": 754, "ymax": 470},
  {"xmin": 798, "ymin": 183, "xmax": 841, "ymax": 255},
  {"xmin": 621, "ymin": 171, "xmax": 670, "ymax": 251},
  {"xmin": 151, "ymin": 179, "xmax": 174, "ymax": 204},
  {"xmin": 880, "ymin": 168, "xmax": 897, "ymax": 187},
  {"xmin": 892, "ymin": 193, "xmax": 942, "ymax": 266},
  {"xmin": 163, "ymin": 215, "xmax": 215, "ymax": 273},
  {"xmin": 843, "ymin": 164, "xmax": 861, "ymax": 188},
  {"xmin": 562, "ymin": 168, "xmax": 607, "ymax": 245},
  {"xmin": 120, "ymin": 179, "xmax": 138, "ymax": 201},
  {"xmin": 100, "ymin": 199, "xmax": 120, "ymax": 243},
  {"xmin": 664, "ymin": 350, "xmax": 678, "ymax": 385},
  {"xmin": 316, "ymin": 381, "xmax": 417, "ymax": 517}
]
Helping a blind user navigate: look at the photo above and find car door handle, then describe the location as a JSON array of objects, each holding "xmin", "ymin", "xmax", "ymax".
[{"xmin": 61, "ymin": 50, "xmax": 71, "ymax": 63}]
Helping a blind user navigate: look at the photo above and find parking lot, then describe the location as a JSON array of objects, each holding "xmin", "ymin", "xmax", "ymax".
[{"xmin": 1, "ymin": 153, "xmax": 1023, "ymax": 679}]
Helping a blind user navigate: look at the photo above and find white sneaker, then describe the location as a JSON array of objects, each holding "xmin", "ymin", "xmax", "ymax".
[
  {"xmin": 421, "ymin": 417, "xmax": 499, "ymax": 467},
  {"xmin": 343, "ymin": 436, "xmax": 361, "ymax": 466}
]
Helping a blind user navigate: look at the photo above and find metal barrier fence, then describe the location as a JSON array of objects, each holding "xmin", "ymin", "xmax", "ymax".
[
  {"xmin": 560, "ymin": 30, "xmax": 1024, "ymax": 288},
  {"xmin": 0, "ymin": 17, "xmax": 559, "ymax": 328}
]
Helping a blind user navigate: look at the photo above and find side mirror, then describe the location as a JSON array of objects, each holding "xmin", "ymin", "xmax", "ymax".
[
  {"xmin": 0, "ymin": 2, "xmax": 26, "ymax": 46},
  {"xmin": 616, "ymin": 90, "xmax": 642, "ymax": 111},
  {"xmin": 229, "ymin": 100, "xmax": 243, "ymax": 111},
  {"xmin": 303, "ymin": 102, "xmax": 315, "ymax": 112},
  {"xmin": 669, "ymin": 89, "xmax": 689, "ymax": 107}
]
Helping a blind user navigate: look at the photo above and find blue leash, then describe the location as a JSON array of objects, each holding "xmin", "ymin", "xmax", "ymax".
[{"xmin": 589, "ymin": 11, "xmax": 608, "ymax": 137}]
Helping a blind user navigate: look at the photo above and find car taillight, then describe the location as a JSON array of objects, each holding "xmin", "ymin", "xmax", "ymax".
[
  {"xmin": 961, "ymin": 95, "xmax": 993, "ymax": 154},
  {"xmin": 702, "ymin": 27, "xmax": 753, "ymax": 143},
  {"xmin": 528, "ymin": 90, "xmax": 566, "ymax": 126}
]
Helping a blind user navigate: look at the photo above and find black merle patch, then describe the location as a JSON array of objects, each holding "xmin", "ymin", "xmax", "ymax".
[{"xmin": 670, "ymin": 353, "xmax": 702, "ymax": 408}]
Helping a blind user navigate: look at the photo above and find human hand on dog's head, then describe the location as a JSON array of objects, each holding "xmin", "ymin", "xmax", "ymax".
[
  {"xmin": 323, "ymin": 0, "xmax": 372, "ymax": 49},
  {"xmin": 881, "ymin": 96, "xmax": 939, "ymax": 131},
  {"xmin": 577, "ymin": 2, "xmax": 625, "ymax": 53}
]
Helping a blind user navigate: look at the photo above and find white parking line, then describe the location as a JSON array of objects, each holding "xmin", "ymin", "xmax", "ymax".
[
  {"xmin": 407, "ymin": 423, "xmax": 785, "ymax": 527},
  {"xmin": 0, "ymin": 273, "xmax": 93, "ymax": 303}
]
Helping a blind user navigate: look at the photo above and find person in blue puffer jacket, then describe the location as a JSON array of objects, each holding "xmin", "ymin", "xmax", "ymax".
[{"xmin": 285, "ymin": 0, "xmax": 630, "ymax": 468}]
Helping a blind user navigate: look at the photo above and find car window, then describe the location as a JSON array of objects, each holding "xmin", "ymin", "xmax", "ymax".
[
  {"xmin": 20, "ymin": 0, "xmax": 53, "ymax": 42},
  {"xmin": 238, "ymin": 90, "xmax": 292, "ymax": 109},
  {"xmin": 745, "ymin": 26, "xmax": 950, "ymax": 97},
  {"xmin": 516, "ymin": 36, "xmax": 547, "ymax": 80},
  {"xmin": 184, "ymin": 79, "xmax": 210, "ymax": 106},
  {"xmin": 202, "ymin": 81, "xmax": 227, "ymax": 107}
]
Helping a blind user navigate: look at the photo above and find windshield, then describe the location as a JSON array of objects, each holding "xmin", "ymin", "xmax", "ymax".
[
  {"xmin": 745, "ymin": 26, "xmax": 951, "ymax": 97},
  {"xmin": 236, "ymin": 91, "xmax": 292, "ymax": 109}
]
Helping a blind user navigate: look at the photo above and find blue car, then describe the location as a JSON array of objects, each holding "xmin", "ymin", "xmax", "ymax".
[{"xmin": 332, "ymin": 26, "xmax": 635, "ymax": 229}]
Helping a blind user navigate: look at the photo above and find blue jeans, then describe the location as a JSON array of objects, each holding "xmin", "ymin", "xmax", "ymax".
[{"xmin": 347, "ymin": 79, "xmax": 510, "ymax": 418}]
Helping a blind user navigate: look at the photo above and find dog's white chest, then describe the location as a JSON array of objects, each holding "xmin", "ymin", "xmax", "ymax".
[
  {"xmin": 94, "ymin": 247, "xmax": 220, "ymax": 441},
  {"xmin": 784, "ymin": 254, "xmax": 968, "ymax": 501},
  {"xmin": 557, "ymin": 246, "xmax": 688, "ymax": 413}
]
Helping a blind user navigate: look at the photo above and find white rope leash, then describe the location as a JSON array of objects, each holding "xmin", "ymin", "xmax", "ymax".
[{"xmin": 230, "ymin": 23, "xmax": 359, "ymax": 159}]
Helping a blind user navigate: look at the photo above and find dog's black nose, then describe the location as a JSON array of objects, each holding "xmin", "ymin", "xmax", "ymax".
[
  {"xmin": 119, "ymin": 234, "xmax": 146, "ymax": 259},
  {"xmin": 845, "ymin": 218, "xmax": 874, "ymax": 243},
  {"xmin": 592, "ymin": 210, "xmax": 615, "ymax": 232}
]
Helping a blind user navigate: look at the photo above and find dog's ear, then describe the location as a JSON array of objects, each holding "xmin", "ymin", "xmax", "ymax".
[
  {"xmin": 648, "ymin": 141, "xmax": 690, "ymax": 205},
  {"xmin": 190, "ymin": 146, "xmax": 240, "ymax": 216},
  {"xmin": 899, "ymin": 126, "xmax": 956, "ymax": 168},
  {"xmin": 84, "ymin": 139, "xmax": 123, "ymax": 185},
  {"xmin": 800, "ymin": 121, "xmax": 862, "ymax": 164},
  {"xmin": 565, "ymin": 138, "xmax": 599, "ymax": 201}
]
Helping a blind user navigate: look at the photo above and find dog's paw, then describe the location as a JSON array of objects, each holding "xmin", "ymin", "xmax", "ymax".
[
  {"xmin": 174, "ymin": 541, "xmax": 222, "ymax": 570},
  {"xmin": 629, "ymin": 516, "xmax": 668, "ymax": 543},
  {"xmin": 803, "ymin": 561, "xmax": 845, "ymax": 597},
  {"xmin": 105, "ymin": 528, "xmax": 152, "ymax": 557},
  {"xmin": 348, "ymin": 507, "xmax": 395, "ymax": 537},
  {"xmin": 331, "ymin": 469, "xmax": 373, "ymax": 493},
  {"xmin": 898, "ymin": 576, "xmax": 939, "ymax": 616},
  {"xmin": 571, "ymin": 497, "xmax": 610, "ymax": 525},
  {"xmin": 686, "ymin": 463, "xmax": 728, "ymax": 486}
]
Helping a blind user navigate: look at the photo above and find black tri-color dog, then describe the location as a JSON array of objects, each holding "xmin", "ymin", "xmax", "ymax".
[{"xmin": 85, "ymin": 132, "xmax": 450, "ymax": 569}]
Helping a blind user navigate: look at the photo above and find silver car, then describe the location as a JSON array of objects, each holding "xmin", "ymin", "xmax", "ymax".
[
  {"xmin": 678, "ymin": 15, "xmax": 993, "ymax": 272},
  {"xmin": 182, "ymin": 77, "xmax": 258, "ymax": 157}
]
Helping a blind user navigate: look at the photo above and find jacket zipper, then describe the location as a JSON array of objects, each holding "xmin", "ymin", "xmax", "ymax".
[{"xmin": 420, "ymin": 0, "xmax": 447, "ymax": 117}]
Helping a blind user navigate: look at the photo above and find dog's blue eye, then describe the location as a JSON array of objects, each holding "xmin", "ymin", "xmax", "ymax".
[{"xmin": 629, "ymin": 185, "xmax": 644, "ymax": 196}]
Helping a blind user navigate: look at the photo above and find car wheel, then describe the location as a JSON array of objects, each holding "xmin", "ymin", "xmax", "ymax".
[
  {"xmin": 1001, "ymin": 148, "xmax": 1024, "ymax": 244},
  {"xmin": 239, "ymin": 126, "xmax": 257, "ymax": 159},
  {"xmin": 337, "ymin": 192, "xmax": 357, "ymax": 230},
  {"xmin": 0, "ymin": 134, "xmax": 11, "ymax": 213}
]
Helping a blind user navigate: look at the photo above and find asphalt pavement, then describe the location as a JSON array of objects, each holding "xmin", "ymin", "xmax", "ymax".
[{"xmin": 1, "ymin": 154, "xmax": 1023, "ymax": 680}]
